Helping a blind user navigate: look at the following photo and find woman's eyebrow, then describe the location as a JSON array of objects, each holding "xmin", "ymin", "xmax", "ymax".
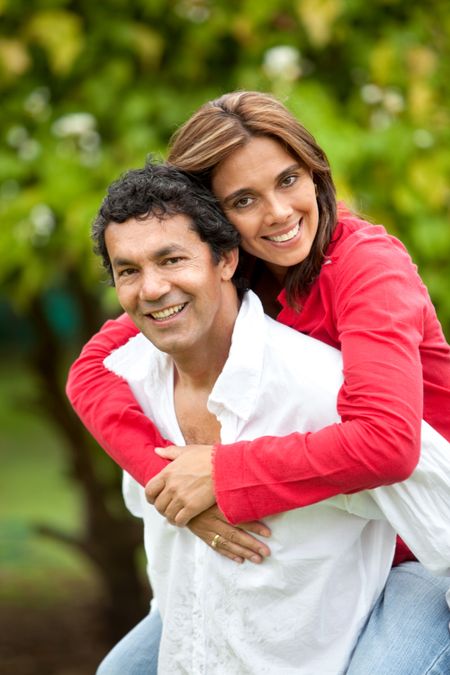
[
  {"xmin": 222, "ymin": 187, "xmax": 251, "ymax": 207},
  {"xmin": 222, "ymin": 163, "xmax": 302, "ymax": 206},
  {"xmin": 279, "ymin": 162, "xmax": 301, "ymax": 176}
]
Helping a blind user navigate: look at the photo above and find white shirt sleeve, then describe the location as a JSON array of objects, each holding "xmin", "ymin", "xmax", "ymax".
[{"xmin": 332, "ymin": 420, "xmax": 450, "ymax": 576}]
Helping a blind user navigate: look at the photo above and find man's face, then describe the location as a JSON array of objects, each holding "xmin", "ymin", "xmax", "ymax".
[{"xmin": 105, "ymin": 213, "xmax": 238, "ymax": 358}]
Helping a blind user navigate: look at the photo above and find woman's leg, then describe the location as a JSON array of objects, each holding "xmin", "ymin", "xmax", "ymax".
[
  {"xmin": 346, "ymin": 562, "xmax": 450, "ymax": 675},
  {"xmin": 96, "ymin": 608, "xmax": 162, "ymax": 675}
]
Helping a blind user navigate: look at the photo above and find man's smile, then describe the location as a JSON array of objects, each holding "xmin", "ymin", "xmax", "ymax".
[{"xmin": 147, "ymin": 302, "xmax": 188, "ymax": 322}]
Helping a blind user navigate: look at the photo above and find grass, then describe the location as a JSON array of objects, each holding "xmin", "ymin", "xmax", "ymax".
[{"xmin": 0, "ymin": 357, "xmax": 98, "ymax": 604}]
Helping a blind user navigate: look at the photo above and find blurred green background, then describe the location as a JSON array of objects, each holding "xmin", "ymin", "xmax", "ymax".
[{"xmin": 1, "ymin": 1, "xmax": 449, "ymax": 673}]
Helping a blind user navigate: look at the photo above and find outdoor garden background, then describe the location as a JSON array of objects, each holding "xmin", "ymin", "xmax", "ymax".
[{"xmin": 1, "ymin": 1, "xmax": 449, "ymax": 673}]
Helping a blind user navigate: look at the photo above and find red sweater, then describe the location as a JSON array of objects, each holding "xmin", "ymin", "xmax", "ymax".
[{"xmin": 66, "ymin": 211, "xmax": 450, "ymax": 562}]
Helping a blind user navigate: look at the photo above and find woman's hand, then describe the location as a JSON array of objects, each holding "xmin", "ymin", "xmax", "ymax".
[
  {"xmin": 145, "ymin": 445, "xmax": 215, "ymax": 525},
  {"xmin": 187, "ymin": 505, "xmax": 271, "ymax": 565}
]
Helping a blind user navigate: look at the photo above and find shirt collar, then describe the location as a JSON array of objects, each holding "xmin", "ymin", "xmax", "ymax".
[
  {"xmin": 108, "ymin": 291, "xmax": 266, "ymax": 425},
  {"xmin": 207, "ymin": 290, "xmax": 265, "ymax": 422}
]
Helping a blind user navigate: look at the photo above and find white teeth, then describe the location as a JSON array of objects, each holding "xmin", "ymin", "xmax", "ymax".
[
  {"xmin": 151, "ymin": 303, "xmax": 186, "ymax": 320},
  {"xmin": 266, "ymin": 223, "xmax": 300, "ymax": 243}
]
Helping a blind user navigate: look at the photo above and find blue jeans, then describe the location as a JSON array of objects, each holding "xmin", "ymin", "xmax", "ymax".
[
  {"xmin": 96, "ymin": 563, "xmax": 450, "ymax": 674},
  {"xmin": 96, "ymin": 606, "xmax": 161, "ymax": 675},
  {"xmin": 346, "ymin": 562, "xmax": 450, "ymax": 674}
]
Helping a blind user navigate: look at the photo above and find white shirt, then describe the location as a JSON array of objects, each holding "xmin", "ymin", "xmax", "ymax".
[{"xmin": 105, "ymin": 290, "xmax": 450, "ymax": 675}]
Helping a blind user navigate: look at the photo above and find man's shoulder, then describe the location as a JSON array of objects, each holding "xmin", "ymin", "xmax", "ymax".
[
  {"xmin": 238, "ymin": 290, "xmax": 342, "ymax": 374},
  {"xmin": 103, "ymin": 331, "xmax": 162, "ymax": 381},
  {"xmin": 260, "ymin": 312, "xmax": 343, "ymax": 392},
  {"xmin": 264, "ymin": 311, "xmax": 340, "ymax": 359}
]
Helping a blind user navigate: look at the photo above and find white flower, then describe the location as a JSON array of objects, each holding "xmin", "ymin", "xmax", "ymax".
[
  {"xmin": 263, "ymin": 46, "xmax": 302, "ymax": 81},
  {"xmin": 383, "ymin": 89, "xmax": 405, "ymax": 114},
  {"xmin": 18, "ymin": 139, "xmax": 41, "ymax": 161},
  {"xmin": 370, "ymin": 110, "xmax": 391, "ymax": 131},
  {"xmin": 30, "ymin": 204, "xmax": 55, "ymax": 236},
  {"xmin": 413, "ymin": 129, "xmax": 434, "ymax": 149},
  {"xmin": 175, "ymin": 0, "xmax": 210, "ymax": 22},
  {"xmin": 361, "ymin": 84, "xmax": 383, "ymax": 105},
  {"xmin": 24, "ymin": 87, "xmax": 51, "ymax": 116},
  {"xmin": 6, "ymin": 125, "xmax": 28, "ymax": 148},
  {"xmin": 52, "ymin": 112, "xmax": 96, "ymax": 138}
]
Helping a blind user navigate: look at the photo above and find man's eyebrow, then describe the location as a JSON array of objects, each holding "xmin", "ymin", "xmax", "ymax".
[
  {"xmin": 111, "ymin": 244, "xmax": 187, "ymax": 267},
  {"xmin": 154, "ymin": 244, "xmax": 188, "ymax": 258},
  {"xmin": 111, "ymin": 256, "xmax": 135, "ymax": 268},
  {"xmin": 222, "ymin": 162, "xmax": 301, "ymax": 206}
]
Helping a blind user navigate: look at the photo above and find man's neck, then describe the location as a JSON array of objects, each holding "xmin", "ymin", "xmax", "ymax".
[
  {"xmin": 173, "ymin": 344, "xmax": 229, "ymax": 391},
  {"xmin": 171, "ymin": 290, "xmax": 240, "ymax": 444},
  {"xmin": 171, "ymin": 338, "xmax": 231, "ymax": 445},
  {"xmin": 172, "ymin": 291, "xmax": 240, "ymax": 391}
]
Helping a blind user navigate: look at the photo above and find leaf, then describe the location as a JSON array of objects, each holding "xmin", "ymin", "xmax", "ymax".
[{"xmin": 25, "ymin": 10, "xmax": 84, "ymax": 75}]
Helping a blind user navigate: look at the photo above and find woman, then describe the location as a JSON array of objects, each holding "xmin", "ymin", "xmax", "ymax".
[{"xmin": 68, "ymin": 91, "xmax": 450, "ymax": 674}]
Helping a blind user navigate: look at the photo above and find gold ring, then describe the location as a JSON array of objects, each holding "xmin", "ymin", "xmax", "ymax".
[{"xmin": 211, "ymin": 534, "xmax": 221, "ymax": 549}]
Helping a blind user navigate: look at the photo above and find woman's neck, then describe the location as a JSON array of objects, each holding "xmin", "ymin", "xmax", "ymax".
[
  {"xmin": 251, "ymin": 262, "xmax": 284, "ymax": 319},
  {"xmin": 264, "ymin": 261, "xmax": 287, "ymax": 285}
]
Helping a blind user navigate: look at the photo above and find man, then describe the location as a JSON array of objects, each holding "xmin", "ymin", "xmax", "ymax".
[{"xmin": 92, "ymin": 160, "xmax": 449, "ymax": 674}]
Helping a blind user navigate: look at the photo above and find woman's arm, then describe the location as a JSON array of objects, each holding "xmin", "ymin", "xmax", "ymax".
[
  {"xmin": 146, "ymin": 234, "xmax": 431, "ymax": 527},
  {"xmin": 66, "ymin": 312, "xmax": 172, "ymax": 484},
  {"xmin": 213, "ymin": 233, "xmax": 427, "ymax": 523},
  {"xmin": 67, "ymin": 231, "xmax": 438, "ymax": 525}
]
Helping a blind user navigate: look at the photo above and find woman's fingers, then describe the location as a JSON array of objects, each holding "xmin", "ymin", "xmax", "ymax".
[
  {"xmin": 187, "ymin": 506, "xmax": 271, "ymax": 564},
  {"xmin": 144, "ymin": 445, "xmax": 215, "ymax": 524},
  {"xmin": 240, "ymin": 519, "xmax": 272, "ymax": 539},
  {"xmin": 154, "ymin": 445, "xmax": 186, "ymax": 460},
  {"xmin": 213, "ymin": 529, "xmax": 268, "ymax": 563},
  {"xmin": 221, "ymin": 522, "xmax": 271, "ymax": 561}
]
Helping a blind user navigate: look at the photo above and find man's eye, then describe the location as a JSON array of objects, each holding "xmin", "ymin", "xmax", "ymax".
[
  {"xmin": 163, "ymin": 257, "xmax": 184, "ymax": 265},
  {"xmin": 118, "ymin": 268, "xmax": 136, "ymax": 277}
]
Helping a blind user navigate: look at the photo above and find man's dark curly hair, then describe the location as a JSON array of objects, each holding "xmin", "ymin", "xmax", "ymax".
[{"xmin": 92, "ymin": 157, "xmax": 241, "ymax": 284}]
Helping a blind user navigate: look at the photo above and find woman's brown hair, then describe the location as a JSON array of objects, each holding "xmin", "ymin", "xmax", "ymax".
[{"xmin": 167, "ymin": 91, "xmax": 337, "ymax": 305}]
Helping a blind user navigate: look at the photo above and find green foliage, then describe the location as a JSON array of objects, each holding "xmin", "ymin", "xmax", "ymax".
[{"xmin": 0, "ymin": 0, "xmax": 448, "ymax": 333}]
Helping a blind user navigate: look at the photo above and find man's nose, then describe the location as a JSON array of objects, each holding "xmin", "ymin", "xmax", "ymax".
[{"xmin": 138, "ymin": 269, "xmax": 171, "ymax": 302}]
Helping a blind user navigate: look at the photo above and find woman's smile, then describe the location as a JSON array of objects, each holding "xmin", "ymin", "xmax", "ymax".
[
  {"xmin": 212, "ymin": 136, "xmax": 319, "ymax": 271},
  {"xmin": 262, "ymin": 220, "xmax": 301, "ymax": 243}
]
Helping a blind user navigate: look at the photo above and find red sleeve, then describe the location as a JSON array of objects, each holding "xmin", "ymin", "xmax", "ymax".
[
  {"xmin": 66, "ymin": 312, "xmax": 172, "ymax": 485},
  {"xmin": 213, "ymin": 235, "xmax": 424, "ymax": 524}
]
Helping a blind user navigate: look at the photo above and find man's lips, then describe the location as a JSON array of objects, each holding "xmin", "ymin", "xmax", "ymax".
[
  {"xmin": 263, "ymin": 220, "xmax": 301, "ymax": 243},
  {"xmin": 146, "ymin": 302, "xmax": 188, "ymax": 321}
]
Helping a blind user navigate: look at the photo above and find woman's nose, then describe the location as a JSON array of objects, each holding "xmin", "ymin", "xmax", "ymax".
[{"xmin": 264, "ymin": 194, "xmax": 293, "ymax": 225}]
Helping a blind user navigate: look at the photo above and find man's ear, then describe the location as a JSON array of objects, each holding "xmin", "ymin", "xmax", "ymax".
[{"xmin": 220, "ymin": 247, "xmax": 239, "ymax": 281}]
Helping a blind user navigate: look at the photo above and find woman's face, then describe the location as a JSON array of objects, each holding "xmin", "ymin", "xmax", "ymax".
[{"xmin": 211, "ymin": 136, "xmax": 319, "ymax": 280}]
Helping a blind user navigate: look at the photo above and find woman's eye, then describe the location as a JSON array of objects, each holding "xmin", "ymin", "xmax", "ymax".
[
  {"xmin": 281, "ymin": 174, "xmax": 297, "ymax": 188},
  {"xmin": 234, "ymin": 196, "xmax": 254, "ymax": 209}
]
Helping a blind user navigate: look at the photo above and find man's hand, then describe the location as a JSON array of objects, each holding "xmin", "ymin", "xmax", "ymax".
[
  {"xmin": 145, "ymin": 444, "xmax": 215, "ymax": 525},
  {"xmin": 187, "ymin": 505, "xmax": 271, "ymax": 565}
]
